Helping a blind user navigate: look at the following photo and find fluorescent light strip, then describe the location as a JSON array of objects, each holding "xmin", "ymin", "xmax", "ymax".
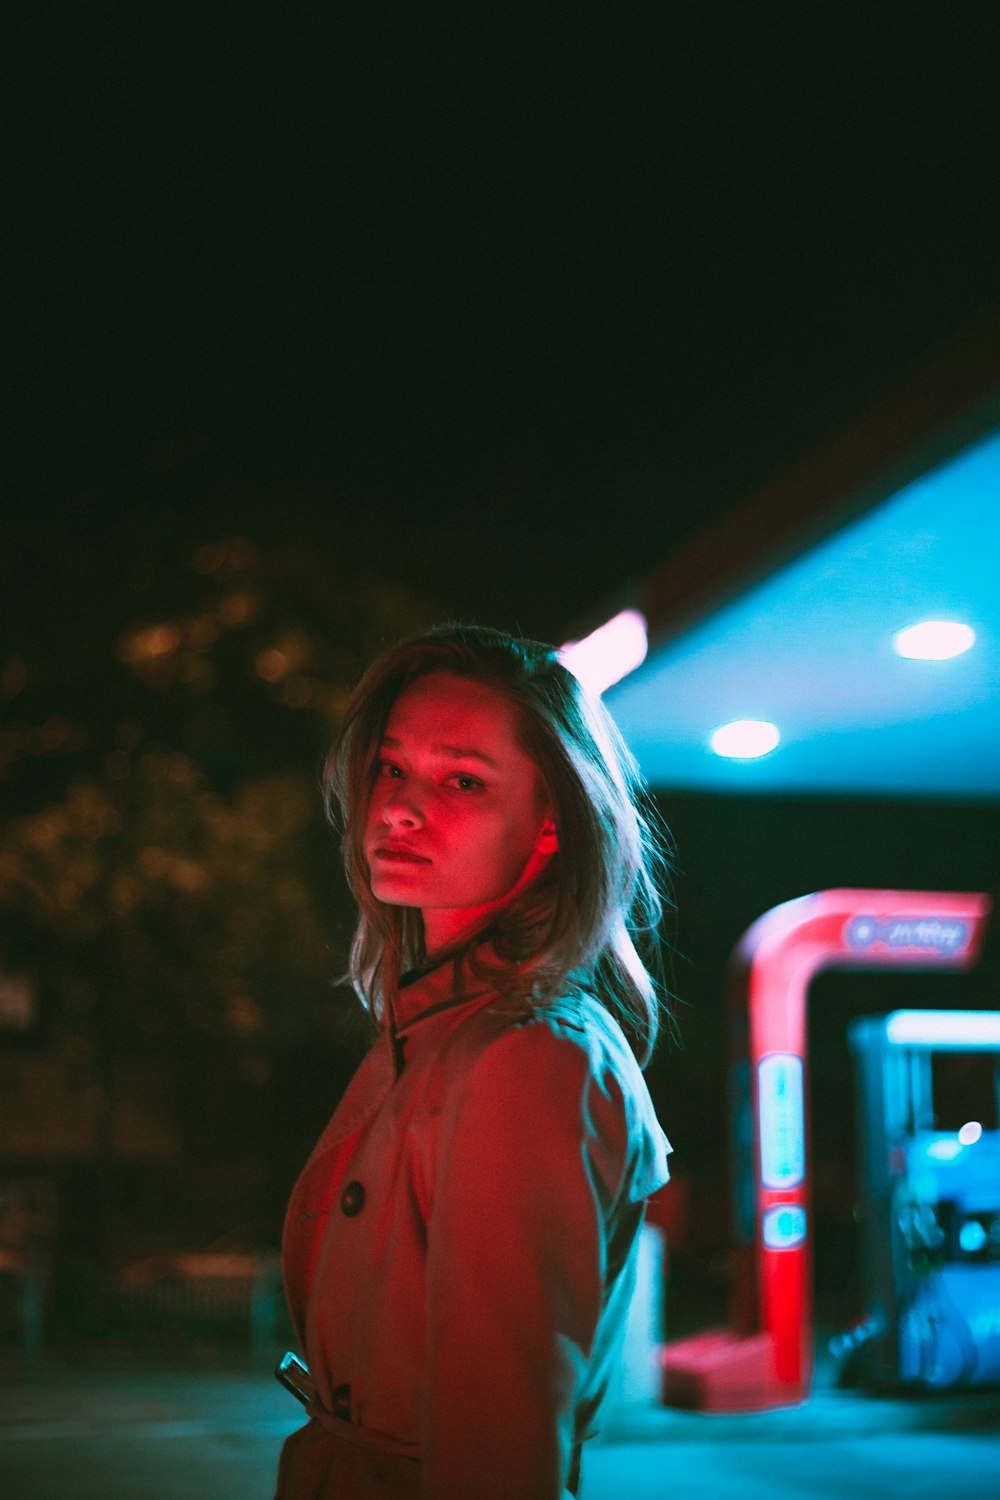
[
  {"xmin": 559, "ymin": 609, "xmax": 648, "ymax": 697},
  {"xmin": 884, "ymin": 1010, "xmax": 1000, "ymax": 1049}
]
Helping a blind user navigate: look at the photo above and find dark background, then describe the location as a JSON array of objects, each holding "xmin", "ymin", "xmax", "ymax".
[
  {"xmin": 9, "ymin": 5, "xmax": 1000, "ymax": 642},
  {"xmin": 5, "ymin": 6, "xmax": 1000, "ymax": 1343}
]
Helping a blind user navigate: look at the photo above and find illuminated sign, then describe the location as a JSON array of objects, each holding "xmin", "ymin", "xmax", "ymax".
[
  {"xmin": 758, "ymin": 1053, "xmax": 805, "ymax": 1190},
  {"xmin": 845, "ymin": 916, "xmax": 969, "ymax": 955},
  {"xmin": 762, "ymin": 1205, "xmax": 807, "ymax": 1250}
]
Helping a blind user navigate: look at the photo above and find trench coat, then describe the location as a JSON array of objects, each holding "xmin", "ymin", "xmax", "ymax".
[{"xmin": 275, "ymin": 959, "xmax": 672, "ymax": 1500}]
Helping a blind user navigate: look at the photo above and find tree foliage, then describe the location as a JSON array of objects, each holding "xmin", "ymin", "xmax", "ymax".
[{"xmin": 0, "ymin": 530, "xmax": 437, "ymax": 1181}]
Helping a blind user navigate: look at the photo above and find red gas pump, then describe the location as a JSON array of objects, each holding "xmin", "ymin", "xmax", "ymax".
[{"xmin": 661, "ymin": 888, "xmax": 991, "ymax": 1412}]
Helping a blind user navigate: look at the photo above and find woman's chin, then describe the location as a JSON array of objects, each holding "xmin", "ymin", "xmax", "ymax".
[{"xmin": 370, "ymin": 874, "xmax": 428, "ymax": 905}]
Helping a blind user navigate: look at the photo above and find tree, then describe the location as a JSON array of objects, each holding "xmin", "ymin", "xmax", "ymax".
[{"xmin": 0, "ymin": 527, "xmax": 438, "ymax": 1247}]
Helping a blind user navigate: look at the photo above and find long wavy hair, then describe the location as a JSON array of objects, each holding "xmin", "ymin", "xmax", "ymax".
[{"xmin": 323, "ymin": 623, "xmax": 673, "ymax": 1065}]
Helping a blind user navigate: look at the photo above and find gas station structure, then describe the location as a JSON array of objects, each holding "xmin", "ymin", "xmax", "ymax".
[
  {"xmin": 568, "ymin": 308, "xmax": 1000, "ymax": 799},
  {"xmin": 564, "ymin": 311, "xmax": 1000, "ymax": 1410},
  {"xmin": 662, "ymin": 887, "xmax": 991, "ymax": 1411}
]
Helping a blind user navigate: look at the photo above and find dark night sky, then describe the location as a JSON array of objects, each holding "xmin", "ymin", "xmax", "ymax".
[{"xmin": 9, "ymin": 6, "xmax": 1000, "ymax": 647}]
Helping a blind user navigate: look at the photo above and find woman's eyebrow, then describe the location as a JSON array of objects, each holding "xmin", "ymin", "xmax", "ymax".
[{"xmin": 380, "ymin": 735, "xmax": 500, "ymax": 770}]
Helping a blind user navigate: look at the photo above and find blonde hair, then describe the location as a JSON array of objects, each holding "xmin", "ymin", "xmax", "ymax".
[{"xmin": 323, "ymin": 623, "xmax": 673, "ymax": 1065}]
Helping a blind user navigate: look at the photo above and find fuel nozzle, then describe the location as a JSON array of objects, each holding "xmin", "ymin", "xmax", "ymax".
[{"xmin": 896, "ymin": 1200, "xmax": 946, "ymax": 1274}]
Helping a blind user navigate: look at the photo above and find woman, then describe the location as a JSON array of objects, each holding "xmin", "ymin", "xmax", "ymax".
[{"xmin": 275, "ymin": 624, "xmax": 674, "ymax": 1499}]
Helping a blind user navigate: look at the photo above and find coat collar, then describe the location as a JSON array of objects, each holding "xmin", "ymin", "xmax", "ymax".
[
  {"xmin": 304, "ymin": 957, "xmax": 504, "ymax": 1159},
  {"xmin": 389, "ymin": 950, "xmax": 500, "ymax": 1036},
  {"xmin": 304, "ymin": 950, "xmax": 533, "ymax": 1159}
]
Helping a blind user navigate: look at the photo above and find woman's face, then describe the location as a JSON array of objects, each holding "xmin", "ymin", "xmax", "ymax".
[{"xmin": 364, "ymin": 671, "xmax": 557, "ymax": 954}]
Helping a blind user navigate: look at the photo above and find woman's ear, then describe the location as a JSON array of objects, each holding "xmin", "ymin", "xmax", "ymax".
[{"xmin": 536, "ymin": 818, "xmax": 559, "ymax": 855}]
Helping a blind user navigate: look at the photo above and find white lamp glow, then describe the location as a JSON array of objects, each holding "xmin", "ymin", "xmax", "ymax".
[
  {"xmin": 892, "ymin": 620, "xmax": 976, "ymax": 660},
  {"xmin": 884, "ymin": 1010, "xmax": 1000, "ymax": 1049},
  {"xmin": 709, "ymin": 719, "xmax": 781, "ymax": 759},
  {"xmin": 957, "ymin": 1121, "xmax": 983, "ymax": 1147},
  {"xmin": 927, "ymin": 1139, "xmax": 965, "ymax": 1162},
  {"xmin": 558, "ymin": 609, "xmax": 648, "ymax": 697}
]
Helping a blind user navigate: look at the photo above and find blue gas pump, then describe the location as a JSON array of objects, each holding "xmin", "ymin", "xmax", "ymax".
[{"xmin": 846, "ymin": 1010, "xmax": 1000, "ymax": 1389}]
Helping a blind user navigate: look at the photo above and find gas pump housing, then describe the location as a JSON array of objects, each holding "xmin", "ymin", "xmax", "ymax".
[{"xmin": 848, "ymin": 1010, "xmax": 1000, "ymax": 1390}]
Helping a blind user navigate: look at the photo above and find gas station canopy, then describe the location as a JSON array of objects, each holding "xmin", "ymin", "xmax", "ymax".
[{"xmin": 596, "ymin": 314, "xmax": 1000, "ymax": 800}]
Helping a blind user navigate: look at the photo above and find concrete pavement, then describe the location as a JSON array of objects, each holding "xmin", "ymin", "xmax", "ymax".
[{"xmin": 1, "ymin": 1353, "xmax": 998, "ymax": 1499}]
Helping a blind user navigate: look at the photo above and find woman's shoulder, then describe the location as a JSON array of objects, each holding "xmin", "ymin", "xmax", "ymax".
[
  {"xmin": 440, "ymin": 986, "xmax": 646, "ymax": 1098},
  {"xmin": 436, "ymin": 988, "xmax": 671, "ymax": 1198}
]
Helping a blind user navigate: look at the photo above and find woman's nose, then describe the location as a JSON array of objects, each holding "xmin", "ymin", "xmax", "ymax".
[{"xmin": 381, "ymin": 785, "xmax": 424, "ymax": 827}]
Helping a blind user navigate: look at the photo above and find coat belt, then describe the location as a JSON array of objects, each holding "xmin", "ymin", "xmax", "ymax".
[{"xmin": 302, "ymin": 1402, "xmax": 420, "ymax": 1461}]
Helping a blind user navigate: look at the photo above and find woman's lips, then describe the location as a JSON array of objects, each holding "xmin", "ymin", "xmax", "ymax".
[{"xmin": 372, "ymin": 848, "xmax": 432, "ymax": 864}]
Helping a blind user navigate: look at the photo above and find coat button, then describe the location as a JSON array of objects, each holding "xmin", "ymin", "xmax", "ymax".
[
  {"xmin": 340, "ymin": 1180, "xmax": 365, "ymax": 1216},
  {"xmin": 330, "ymin": 1382, "xmax": 351, "ymax": 1420}
]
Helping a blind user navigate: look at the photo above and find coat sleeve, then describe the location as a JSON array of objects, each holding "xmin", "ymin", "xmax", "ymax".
[{"xmin": 421, "ymin": 1018, "xmax": 632, "ymax": 1500}]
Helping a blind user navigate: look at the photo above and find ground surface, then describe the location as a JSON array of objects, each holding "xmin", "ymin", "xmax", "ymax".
[{"xmin": 2, "ymin": 1354, "xmax": 999, "ymax": 1499}]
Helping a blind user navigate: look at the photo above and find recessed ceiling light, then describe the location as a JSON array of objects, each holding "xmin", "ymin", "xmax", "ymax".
[
  {"xmin": 892, "ymin": 620, "xmax": 976, "ymax": 660},
  {"xmin": 709, "ymin": 719, "xmax": 780, "ymax": 759}
]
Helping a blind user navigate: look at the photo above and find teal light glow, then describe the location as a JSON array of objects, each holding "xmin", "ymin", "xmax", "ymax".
[
  {"xmin": 605, "ymin": 425, "xmax": 1000, "ymax": 796},
  {"xmin": 892, "ymin": 620, "xmax": 976, "ymax": 660},
  {"xmin": 926, "ymin": 1138, "xmax": 965, "ymax": 1162},
  {"xmin": 959, "ymin": 1219, "xmax": 988, "ymax": 1254},
  {"xmin": 709, "ymin": 719, "xmax": 780, "ymax": 759}
]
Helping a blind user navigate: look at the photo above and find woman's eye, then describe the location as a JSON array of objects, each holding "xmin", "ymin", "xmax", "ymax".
[
  {"xmin": 376, "ymin": 760, "xmax": 403, "ymax": 778},
  {"xmin": 450, "ymin": 774, "xmax": 484, "ymax": 792}
]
